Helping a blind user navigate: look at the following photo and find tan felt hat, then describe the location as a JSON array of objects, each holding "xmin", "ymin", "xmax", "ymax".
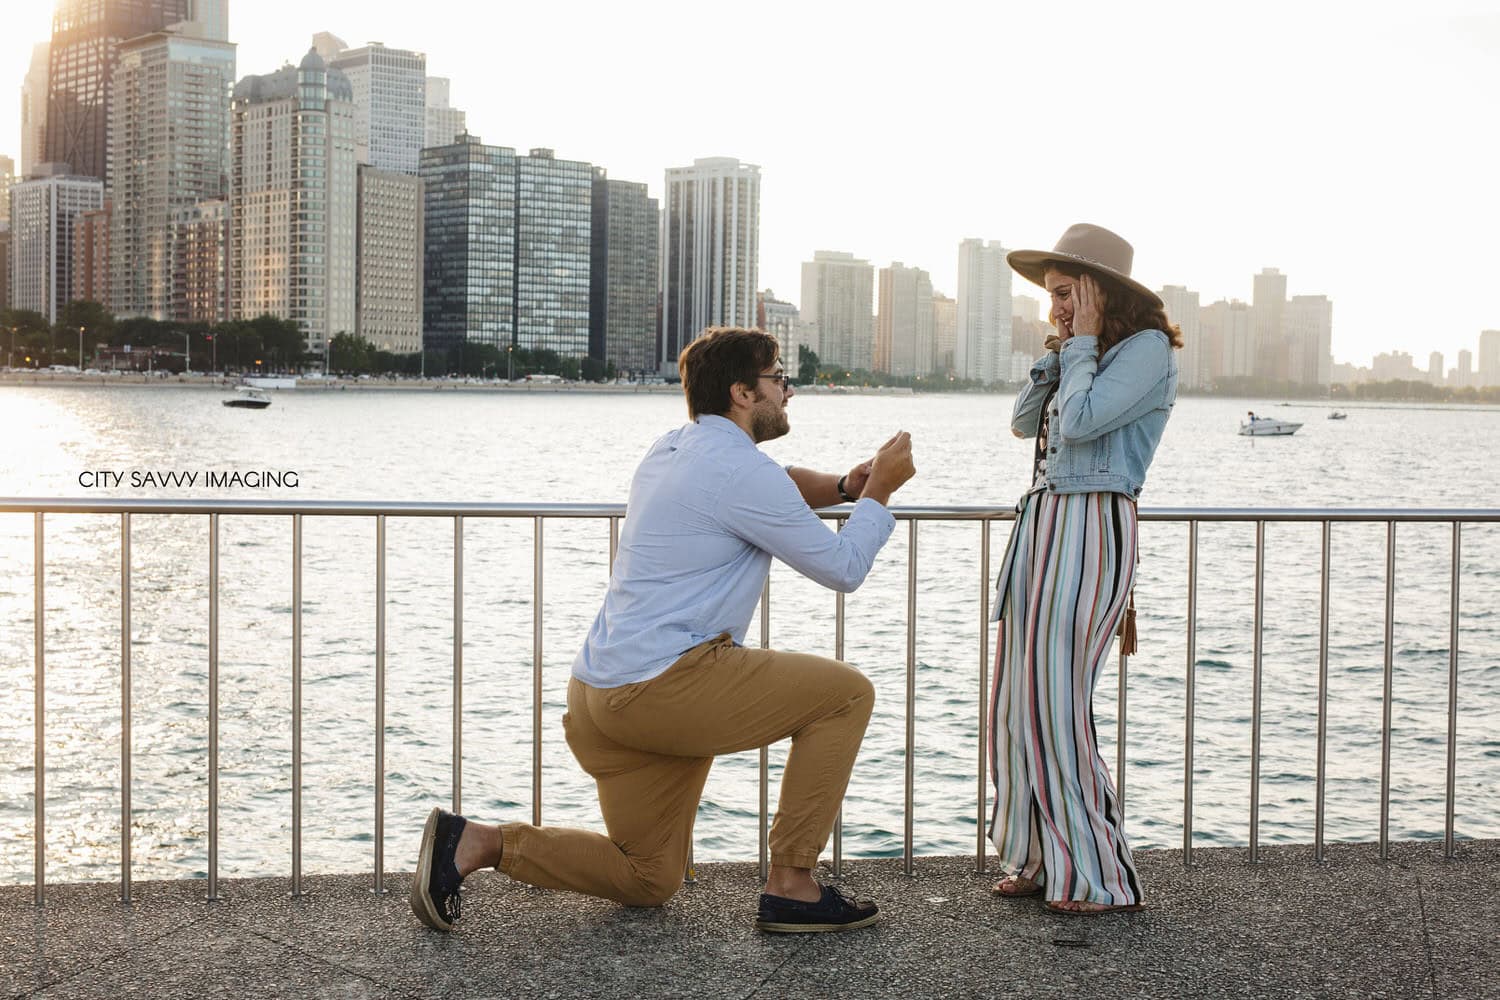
[{"xmin": 1007, "ymin": 223, "xmax": 1162, "ymax": 308}]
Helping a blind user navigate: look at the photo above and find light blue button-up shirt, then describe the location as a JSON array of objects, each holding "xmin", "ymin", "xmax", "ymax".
[{"xmin": 572, "ymin": 415, "xmax": 897, "ymax": 688}]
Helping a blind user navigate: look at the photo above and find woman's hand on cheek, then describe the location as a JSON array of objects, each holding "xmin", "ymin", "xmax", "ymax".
[{"xmin": 1072, "ymin": 275, "xmax": 1103, "ymax": 337}]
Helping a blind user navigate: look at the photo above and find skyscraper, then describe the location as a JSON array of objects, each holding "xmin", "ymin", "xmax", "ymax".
[
  {"xmin": 356, "ymin": 166, "xmax": 423, "ymax": 354},
  {"xmin": 875, "ymin": 262, "xmax": 934, "ymax": 377},
  {"xmin": 661, "ymin": 157, "xmax": 760, "ymax": 372},
  {"xmin": 9, "ymin": 169, "xmax": 104, "ymax": 323},
  {"xmin": 21, "ymin": 43, "xmax": 50, "ymax": 179},
  {"xmin": 0, "ymin": 229, "xmax": 9, "ymax": 312},
  {"xmin": 1455, "ymin": 349, "xmax": 1474, "ymax": 388},
  {"xmin": 45, "ymin": 0, "xmax": 194, "ymax": 184},
  {"xmin": 231, "ymin": 50, "xmax": 357, "ymax": 353},
  {"xmin": 1251, "ymin": 267, "xmax": 1287, "ymax": 380},
  {"xmin": 800, "ymin": 251, "xmax": 873, "ymax": 372},
  {"xmin": 0, "ymin": 157, "xmax": 13, "ymax": 227},
  {"xmin": 1284, "ymin": 294, "xmax": 1332, "ymax": 388},
  {"xmin": 1478, "ymin": 329, "xmax": 1500, "ymax": 388},
  {"xmin": 424, "ymin": 77, "xmax": 466, "ymax": 151},
  {"xmin": 1012, "ymin": 294, "xmax": 1040, "ymax": 323},
  {"xmin": 1200, "ymin": 298, "xmax": 1253, "ymax": 381},
  {"xmin": 756, "ymin": 289, "xmax": 801, "ymax": 369},
  {"xmin": 931, "ymin": 292, "xmax": 956, "ymax": 375},
  {"xmin": 187, "ymin": 0, "xmax": 228, "ymax": 41},
  {"xmin": 328, "ymin": 42, "xmax": 426, "ymax": 174},
  {"xmin": 1158, "ymin": 285, "xmax": 1202, "ymax": 390},
  {"xmin": 419, "ymin": 134, "xmax": 516, "ymax": 352},
  {"xmin": 515, "ymin": 148, "xmax": 592, "ymax": 357},
  {"xmin": 955, "ymin": 238, "xmax": 1011, "ymax": 385},
  {"xmin": 110, "ymin": 28, "xmax": 235, "ymax": 319},
  {"xmin": 1372, "ymin": 351, "xmax": 1419, "ymax": 381},
  {"xmin": 172, "ymin": 198, "xmax": 227, "ymax": 323},
  {"xmin": 71, "ymin": 203, "xmax": 111, "ymax": 304},
  {"xmin": 1428, "ymin": 351, "xmax": 1444, "ymax": 386},
  {"xmin": 590, "ymin": 168, "xmax": 658, "ymax": 374}
]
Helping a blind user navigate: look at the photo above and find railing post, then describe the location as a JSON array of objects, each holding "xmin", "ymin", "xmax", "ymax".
[
  {"xmin": 1380, "ymin": 521, "xmax": 1395, "ymax": 860},
  {"xmin": 1315, "ymin": 520, "xmax": 1331, "ymax": 862},
  {"xmin": 291, "ymin": 513, "xmax": 304, "ymax": 898},
  {"xmin": 1249, "ymin": 519, "xmax": 1264, "ymax": 864},
  {"xmin": 758, "ymin": 577, "xmax": 770, "ymax": 884},
  {"xmin": 453, "ymin": 516, "xmax": 463, "ymax": 815},
  {"xmin": 1444, "ymin": 521, "xmax": 1461, "ymax": 859},
  {"xmin": 120, "ymin": 512, "xmax": 132, "ymax": 903},
  {"xmin": 1184, "ymin": 521, "xmax": 1197, "ymax": 867},
  {"xmin": 207, "ymin": 513, "xmax": 220, "ymax": 901},
  {"xmin": 373, "ymin": 515, "xmax": 387, "ymax": 895},
  {"xmin": 903, "ymin": 521, "xmax": 917, "ymax": 876},
  {"xmin": 976, "ymin": 518, "xmax": 990, "ymax": 874},
  {"xmin": 833, "ymin": 517, "xmax": 846, "ymax": 877},
  {"xmin": 34, "ymin": 513, "xmax": 45, "ymax": 907},
  {"xmin": 533, "ymin": 517, "xmax": 544, "ymax": 828}
]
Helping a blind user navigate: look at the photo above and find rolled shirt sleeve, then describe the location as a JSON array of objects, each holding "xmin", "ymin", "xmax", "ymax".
[{"xmin": 717, "ymin": 458, "xmax": 895, "ymax": 593}]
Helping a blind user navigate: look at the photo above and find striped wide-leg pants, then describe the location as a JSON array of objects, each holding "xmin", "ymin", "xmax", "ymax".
[{"xmin": 987, "ymin": 489, "xmax": 1142, "ymax": 906}]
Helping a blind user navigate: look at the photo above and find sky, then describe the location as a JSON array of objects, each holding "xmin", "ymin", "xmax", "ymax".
[{"xmin": 4, "ymin": 0, "xmax": 1499, "ymax": 368}]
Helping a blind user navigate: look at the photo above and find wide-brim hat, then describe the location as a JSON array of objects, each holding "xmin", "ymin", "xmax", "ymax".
[{"xmin": 1007, "ymin": 223, "xmax": 1162, "ymax": 309}]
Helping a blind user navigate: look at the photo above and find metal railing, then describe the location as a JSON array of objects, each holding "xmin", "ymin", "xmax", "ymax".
[{"xmin": 3, "ymin": 498, "xmax": 1496, "ymax": 906}]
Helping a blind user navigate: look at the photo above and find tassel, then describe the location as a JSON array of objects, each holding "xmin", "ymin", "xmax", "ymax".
[{"xmin": 1117, "ymin": 592, "xmax": 1137, "ymax": 656}]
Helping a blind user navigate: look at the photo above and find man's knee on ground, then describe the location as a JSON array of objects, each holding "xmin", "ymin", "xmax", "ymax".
[{"xmin": 620, "ymin": 866, "xmax": 682, "ymax": 907}]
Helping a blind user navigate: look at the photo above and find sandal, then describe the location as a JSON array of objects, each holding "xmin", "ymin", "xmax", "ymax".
[
  {"xmin": 1044, "ymin": 899, "xmax": 1145, "ymax": 916},
  {"xmin": 991, "ymin": 875, "xmax": 1042, "ymax": 898}
]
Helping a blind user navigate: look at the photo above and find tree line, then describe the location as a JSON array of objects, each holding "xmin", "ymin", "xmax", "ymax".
[
  {"xmin": 2, "ymin": 302, "xmax": 305, "ymax": 372},
  {"xmin": 1, "ymin": 302, "xmax": 615, "ymax": 380},
  {"xmin": 327, "ymin": 334, "xmax": 617, "ymax": 381},
  {"xmin": 794, "ymin": 346, "xmax": 990, "ymax": 392},
  {"xmin": 1197, "ymin": 374, "xmax": 1500, "ymax": 404}
]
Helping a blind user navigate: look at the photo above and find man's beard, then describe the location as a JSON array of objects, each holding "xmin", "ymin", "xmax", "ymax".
[{"xmin": 750, "ymin": 392, "xmax": 789, "ymax": 443}]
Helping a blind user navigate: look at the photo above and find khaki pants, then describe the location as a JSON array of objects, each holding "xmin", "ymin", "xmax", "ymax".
[{"xmin": 499, "ymin": 634, "xmax": 874, "ymax": 906}]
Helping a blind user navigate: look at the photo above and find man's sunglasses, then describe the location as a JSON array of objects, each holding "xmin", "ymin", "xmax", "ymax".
[{"xmin": 757, "ymin": 373, "xmax": 792, "ymax": 389}]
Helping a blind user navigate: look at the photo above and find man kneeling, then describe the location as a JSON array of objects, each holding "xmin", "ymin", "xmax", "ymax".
[{"xmin": 410, "ymin": 326, "xmax": 916, "ymax": 934}]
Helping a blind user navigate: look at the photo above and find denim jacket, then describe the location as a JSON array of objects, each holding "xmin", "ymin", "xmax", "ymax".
[{"xmin": 1011, "ymin": 329, "xmax": 1178, "ymax": 501}]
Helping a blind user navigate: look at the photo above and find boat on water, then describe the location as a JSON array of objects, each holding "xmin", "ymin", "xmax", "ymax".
[
  {"xmin": 223, "ymin": 386, "xmax": 271, "ymax": 409},
  {"xmin": 1239, "ymin": 417, "xmax": 1301, "ymax": 436},
  {"xmin": 1328, "ymin": 411, "xmax": 1348, "ymax": 420}
]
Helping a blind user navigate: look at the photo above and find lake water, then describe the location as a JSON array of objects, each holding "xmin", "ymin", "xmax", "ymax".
[{"xmin": 1, "ymin": 383, "xmax": 1497, "ymax": 884}]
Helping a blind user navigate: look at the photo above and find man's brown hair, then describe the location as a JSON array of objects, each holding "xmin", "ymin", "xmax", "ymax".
[{"xmin": 678, "ymin": 327, "xmax": 780, "ymax": 419}]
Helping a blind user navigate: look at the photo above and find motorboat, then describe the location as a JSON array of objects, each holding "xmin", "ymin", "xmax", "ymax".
[
  {"xmin": 223, "ymin": 386, "xmax": 272, "ymax": 409},
  {"xmin": 1239, "ymin": 416, "xmax": 1301, "ymax": 436},
  {"xmin": 1328, "ymin": 411, "xmax": 1348, "ymax": 420}
]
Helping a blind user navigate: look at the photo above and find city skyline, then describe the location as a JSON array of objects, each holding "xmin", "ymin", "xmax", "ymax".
[{"xmin": 4, "ymin": 1, "xmax": 1499, "ymax": 368}]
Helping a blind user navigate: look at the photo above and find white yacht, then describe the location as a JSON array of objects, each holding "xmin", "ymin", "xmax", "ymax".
[
  {"xmin": 1239, "ymin": 414, "xmax": 1300, "ymax": 436},
  {"xmin": 223, "ymin": 386, "xmax": 272, "ymax": 410}
]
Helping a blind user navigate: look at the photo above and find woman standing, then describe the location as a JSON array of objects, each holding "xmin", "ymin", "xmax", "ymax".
[{"xmin": 988, "ymin": 223, "xmax": 1182, "ymax": 914}]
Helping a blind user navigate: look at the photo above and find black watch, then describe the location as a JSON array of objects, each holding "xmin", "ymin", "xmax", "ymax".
[{"xmin": 836, "ymin": 475, "xmax": 857, "ymax": 503}]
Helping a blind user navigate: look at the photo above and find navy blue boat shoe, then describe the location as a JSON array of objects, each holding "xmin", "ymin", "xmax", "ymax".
[
  {"xmin": 410, "ymin": 806, "xmax": 467, "ymax": 931},
  {"xmin": 755, "ymin": 884, "xmax": 880, "ymax": 933}
]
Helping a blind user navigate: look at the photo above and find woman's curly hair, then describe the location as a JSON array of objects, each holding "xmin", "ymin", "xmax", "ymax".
[{"xmin": 1048, "ymin": 261, "xmax": 1185, "ymax": 356}]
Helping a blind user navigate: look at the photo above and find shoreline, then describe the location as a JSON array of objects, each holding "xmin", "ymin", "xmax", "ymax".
[
  {"xmin": 4, "ymin": 371, "xmax": 1499, "ymax": 409},
  {"xmin": 0, "ymin": 371, "xmax": 923, "ymax": 394}
]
